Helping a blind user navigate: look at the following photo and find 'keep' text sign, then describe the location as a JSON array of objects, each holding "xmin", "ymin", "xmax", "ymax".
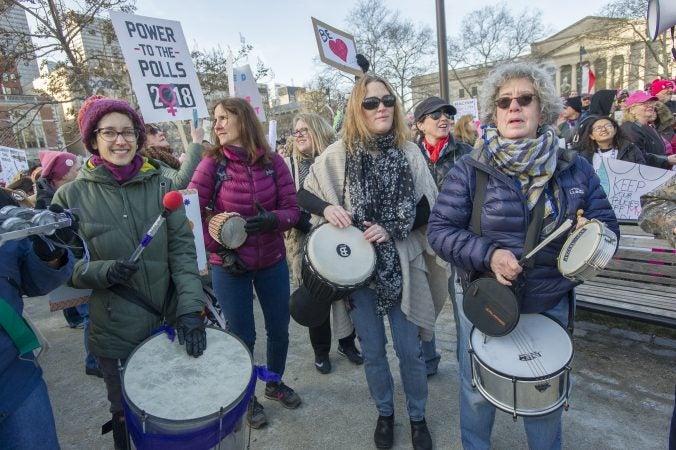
[{"xmin": 109, "ymin": 11, "xmax": 208, "ymax": 124}]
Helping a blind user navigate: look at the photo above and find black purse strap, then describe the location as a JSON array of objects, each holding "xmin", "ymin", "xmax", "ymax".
[{"xmin": 469, "ymin": 167, "xmax": 546, "ymax": 268}]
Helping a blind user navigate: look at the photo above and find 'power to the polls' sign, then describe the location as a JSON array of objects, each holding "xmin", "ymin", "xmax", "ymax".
[{"xmin": 110, "ymin": 11, "xmax": 208, "ymax": 124}]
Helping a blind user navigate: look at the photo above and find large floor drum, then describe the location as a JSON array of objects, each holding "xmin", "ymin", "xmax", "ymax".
[{"xmin": 122, "ymin": 328, "xmax": 253, "ymax": 449}]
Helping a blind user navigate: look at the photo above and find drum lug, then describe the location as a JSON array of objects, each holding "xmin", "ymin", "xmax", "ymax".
[
  {"xmin": 141, "ymin": 410, "xmax": 147, "ymax": 434},
  {"xmin": 218, "ymin": 406, "xmax": 224, "ymax": 450}
]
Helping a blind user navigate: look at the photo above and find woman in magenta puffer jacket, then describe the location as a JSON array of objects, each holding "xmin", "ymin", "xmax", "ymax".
[{"xmin": 188, "ymin": 98, "xmax": 300, "ymax": 429}]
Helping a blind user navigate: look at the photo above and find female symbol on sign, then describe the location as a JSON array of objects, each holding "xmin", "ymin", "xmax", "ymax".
[{"xmin": 157, "ymin": 84, "xmax": 178, "ymax": 116}]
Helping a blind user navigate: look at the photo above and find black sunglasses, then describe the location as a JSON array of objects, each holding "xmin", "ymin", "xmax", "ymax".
[
  {"xmin": 426, "ymin": 110, "xmax": 453, "ymax": 120},
  {"xmin": 362, "ymin": 94, "xmax": 397, "ymax": 110},
  {"xmin": 494, "ymin": 94, "xmax": 538, "ymax": 110}
]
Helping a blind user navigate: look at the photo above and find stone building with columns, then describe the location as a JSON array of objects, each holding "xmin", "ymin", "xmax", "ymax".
[{"xmin": 411, "ymin": 16, "xmax": 675, "ymax": 116}]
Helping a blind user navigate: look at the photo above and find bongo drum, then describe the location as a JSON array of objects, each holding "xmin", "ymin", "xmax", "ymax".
[
  {"xmin": 469, "ymin": 314, "xmax": 573, "ymax": 418},
  {"xmin": 301, "ymin": 223, "xmax": 376, "ymax": 303},
  {"xmin": 208, "ymin": 212, "xmax": 247, "ymax": 249},
  {"xmin": 557, "ymin": 220, "xmax": 618, "ymax": 282},
  {"xmin": 122, "ymin": 328, "xmax": 253, "ymax": 449}
]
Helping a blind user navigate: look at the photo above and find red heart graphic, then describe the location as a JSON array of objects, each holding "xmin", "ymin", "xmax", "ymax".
[{"xmin": 328, "ymin": 39, "xmax": 348, "ymax": 62}]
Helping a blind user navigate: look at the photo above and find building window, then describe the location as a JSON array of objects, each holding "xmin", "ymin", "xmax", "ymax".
[
  {"xmin": 593, "ymin": 58, "xmax": 607, "ymax": 90},
  {"xmin": 471, "ymin": 86, "xmax": 477, "ymax": 97},
  {"xmin": 611, "ymin": 56, "xmax": 624, "ymax": 89},
  {"xmin": 560, "ymin": 65, "xmax": 572, "ymax": 96},
  {"xmin": 13, "ymin": 114, "xmax": 47, "ymax": 149},
  {"xmin": 459, "ymin": 88, "xmax": 465, "ymax": 98}
]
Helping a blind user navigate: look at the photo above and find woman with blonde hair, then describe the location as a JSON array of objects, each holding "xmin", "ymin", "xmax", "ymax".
[
  {"xmin": 453, "ymin": 114, "xmax": 479, "ymax": 147},
  {"xmin": 285, "ymin": 112, "xmax": 362, "ymax": 375},
  {"xmin": 188, "ymin": 97, "xmax": 300, "ymax": 429},
  {"xmin": 300, "ymin": 75, "xmax": 445, "ymax": 450}
]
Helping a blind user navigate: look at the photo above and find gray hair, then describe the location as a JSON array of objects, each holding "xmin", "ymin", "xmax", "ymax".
[{"xmin": 478, "ymin": 61, "xmax": 562, "ymax": 127}]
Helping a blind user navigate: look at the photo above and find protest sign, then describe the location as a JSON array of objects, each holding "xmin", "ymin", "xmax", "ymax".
[
  {"xmin": 453, "ymin": 98, "xmax": 479, "ymax": 120},
  {"xmin": 595, "ymin": 158, "xmax": 675, "ymax": 221},
  {"xmin": 180, "ymin": 188, "xmax": 208, "ymax": 275},
  {"xmin": 0, "ymin": 146, "xmax": 29, "ymax": 185},
  {"xmin": 311, "ymin": 17, "xmax": 363, "ymax": 77},
  {"xmin": 109, "ymin": 11, "xmax": 208, "ymax": 124},
  {"xmin": 232, "ymin": 65, "xmax": 267, "ymax": 122},
  {"xmin": 48, "ymin": 285, "xmax": 91, "ymax": 311}
]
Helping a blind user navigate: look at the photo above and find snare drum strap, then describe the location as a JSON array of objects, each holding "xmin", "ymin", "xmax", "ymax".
[
  {"xmin": 0, "ymin": 298, "xmax": 40, "ymax": 357},
  {"xmin": 109, "ymin": 283, "xmax": 171, "ymax": 319}
]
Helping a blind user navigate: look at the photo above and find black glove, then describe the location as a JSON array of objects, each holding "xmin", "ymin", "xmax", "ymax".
[
  {"xmin": 244, "ymin": 202, "xmax": 278, "ymax": 234},
  {"xmin": 176, "ymin": 312, "xmax": 207, "ymax": 357},
  {"xmin": 107, "ymin": 258, "xmax": 139, "ymax": 285},
  {"xmin": 46, "ymin": 204, "xmax": 79, "ymax": 244},
  {"xmin": 294, "ymin": 211, "xmax": 312, "ymax": 234},
  {"xmin": 356, "ymin": 53, "xmax": 370, "ymax": 73},
  {"xmin": 30, "ymin": 235, "xmax": 65, "ymax": 261},
  {"xmin": 218, "ymin": 249, "xmax": 247, "ymax": 275}
]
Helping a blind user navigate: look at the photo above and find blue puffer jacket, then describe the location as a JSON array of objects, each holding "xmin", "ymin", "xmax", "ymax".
[
  {"xmin": 0, "ymin": 238, "xmax": 74, "ymax": 421},
  {"xmin": 427, "ymin": 145, "xmax": 619, "ymax": 313}
]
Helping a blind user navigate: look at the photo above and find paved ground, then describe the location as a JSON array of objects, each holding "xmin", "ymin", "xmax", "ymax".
[{"xmin": 24, "ymin": 286, "xmax": 675, "ymax": 450}]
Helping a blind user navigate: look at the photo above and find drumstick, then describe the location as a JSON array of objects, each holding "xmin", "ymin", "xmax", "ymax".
[{"xmin": 519, "ymin": 218, "xmax": 573, "ymax": 265}]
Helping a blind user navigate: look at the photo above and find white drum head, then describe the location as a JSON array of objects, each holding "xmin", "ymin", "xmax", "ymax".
[
  {"xmin": 306, "ymin": 224, "xmax": 376, "ymax": 286},
  {"xmin": 471, "ymin": 314, "xmax": 572, "ymax": 379},
  {"xmin": 123, "ymin": 328, "xmax": 252, "ymax": 421},
  {"xmin": 558, "ymin": 221, "xmax": 603, "ymax": 275}
]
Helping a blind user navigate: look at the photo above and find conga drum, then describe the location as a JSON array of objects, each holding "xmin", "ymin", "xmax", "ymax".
[
  {"xmin": 122, "ymin": 328, "xmax": 254, "ymax": 449},
  {"xmin": 301, "ymin": 223, "xmax": 377, "ymax": 303},
  {"xmin": 208, "ymin": 212, "xmax": 247, "ymax": 249}
]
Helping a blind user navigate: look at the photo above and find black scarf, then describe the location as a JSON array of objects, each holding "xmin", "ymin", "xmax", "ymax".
[{"xmin": 346, "ymin": 133, "xmax": 416, "ymax": 316}]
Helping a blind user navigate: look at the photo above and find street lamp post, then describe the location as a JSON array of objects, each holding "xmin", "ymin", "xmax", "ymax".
[{"xmin": 436, "ymin": 0, "xmax": 449, "ymax": 101}]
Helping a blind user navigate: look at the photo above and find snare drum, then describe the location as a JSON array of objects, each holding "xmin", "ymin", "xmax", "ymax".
[
  {"xmin": 122, "ymin": 328, "xmax": 253, "ymax": 449},
  {"xmin": 558, "ymin": 220, "xmax": 618, "ymax": 282},
  {"xmin": 301, "ymin": 223, "xmax": 376, "ymax": 303},
  {"xmin": 209, "ymin": 212, "xmax": 247, "ymax": 249},
  {"xmin": 469, "ymin": 314, "xmax": 573, "ymax": 417}
]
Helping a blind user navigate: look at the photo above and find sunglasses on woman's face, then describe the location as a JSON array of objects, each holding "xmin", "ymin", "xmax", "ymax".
[
  {"xmin": 494, "ymin": 93, "xmax": 538, "ymax": 110},
  {"xmin": 426, "ymin": 110, "xmax": 453, "ymax": 120},
  {"xmin": 362, "ymin": 94, "xmax": 397, "ymax": 110}
]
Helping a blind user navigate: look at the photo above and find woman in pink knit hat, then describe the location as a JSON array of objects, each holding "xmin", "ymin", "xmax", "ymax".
[{"xmin": 35, "ymin": 150, "xmax": 81, "ymax": 209}]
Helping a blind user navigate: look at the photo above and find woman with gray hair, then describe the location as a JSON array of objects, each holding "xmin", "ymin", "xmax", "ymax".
[{"xmin": 427, "ymin": 62, "xmax": 619, "ymax": 449}]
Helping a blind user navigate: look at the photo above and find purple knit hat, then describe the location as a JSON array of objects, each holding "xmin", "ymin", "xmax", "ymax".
[{"xmin": 77, "ymin": 95, "xmax": 146, "ymax": 154}]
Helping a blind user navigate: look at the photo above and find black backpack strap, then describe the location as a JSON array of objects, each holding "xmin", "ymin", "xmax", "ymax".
[
  {"xmin": 522, "ymin": 193, "xmax": 546, "ymax": 268},
  {"xmin": 206, "ymin": 159, "xmax": 228, "ymax": 214},
  {"xmin": 470, "ymin": 169, "xmax": 489, "ymax": 236}
]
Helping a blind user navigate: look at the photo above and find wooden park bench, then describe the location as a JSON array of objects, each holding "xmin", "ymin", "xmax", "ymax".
[{"xmin": 575, "ymin": 223, "xmax": 676, "ymax": 328}]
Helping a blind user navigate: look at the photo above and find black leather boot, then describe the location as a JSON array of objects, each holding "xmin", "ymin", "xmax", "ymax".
[
  {"xmin": 411, "ymin": 418, "xmax": 432, "ymax": 450},
  {"xmin": 374, "ymin": 414, "xmax": 394, "ymax": 449},
  {"xmin": 111, "ymin": 411, "xmax": 129, "ymax": 450}
]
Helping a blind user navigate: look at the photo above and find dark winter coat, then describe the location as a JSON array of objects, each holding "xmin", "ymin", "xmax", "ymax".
[
  {"xmin": 621, "ymin": 121, "xmax": 671, "ymax": 169},
  {"xmin": 578, "ymin": 138, "xmax": 647, "ymax": 166},
  {"xmin": 427, "ymin": 146, "xmax": 619, "ymax": 313},
  {"xmin": 416, "ymin": 135, "xmax": 473, "ymax": 189}
]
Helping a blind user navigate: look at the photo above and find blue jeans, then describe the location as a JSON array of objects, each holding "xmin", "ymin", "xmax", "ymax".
[
  {"xmin": 0, "ymin": 378, "xmax": 59, "ymax": 450},
  {"xmin": 211, "ymin": 260, "xmax": 290, "ymax": 378},
  {"xmin": 457, "ymin": 294, "xmax": 572, "ymax": 450},
  {"xmin": 76, "ymin": 304, "xmax": 97, "ymax": 370},
  {"xmin": 348, "ymin": 287, "xmax": 427, "ymax": 421},
  {"xmin": 421, "ymin": 336, "xmax": 440, "ymax": 375}
]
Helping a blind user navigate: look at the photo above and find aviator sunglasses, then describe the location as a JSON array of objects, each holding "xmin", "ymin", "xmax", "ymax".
[
  {"xmin": 494, "ymin": 93, "xmax": 538, "ymax": 109},
  {"xmin": 362, "ymin": 94, "xmax": 397, "ymax": 110}
]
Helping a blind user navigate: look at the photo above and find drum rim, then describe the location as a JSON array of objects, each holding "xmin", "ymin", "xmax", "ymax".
[
  {"xmin": 122, "ymin": 326, "xmax": 254, "ymax": 425},
  {"xmin": 468, "ymin": 313, "xmax": 574, "ymax": 382}
]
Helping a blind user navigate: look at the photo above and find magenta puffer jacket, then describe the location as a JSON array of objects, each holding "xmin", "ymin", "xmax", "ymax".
[{"xmin": 188, "ymin": 147, "xmax": 299, "ymax": 270}]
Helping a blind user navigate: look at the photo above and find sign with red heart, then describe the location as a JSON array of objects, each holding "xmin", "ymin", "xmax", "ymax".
[{"xmin": 311, "ymin": 17, "xmax": 363, "ymax": 77}]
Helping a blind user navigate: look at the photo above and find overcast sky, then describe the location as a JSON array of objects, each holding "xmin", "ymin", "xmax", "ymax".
[{"xmin": 133, "ymin": 0, "xmax": 613, "ymax": 86}]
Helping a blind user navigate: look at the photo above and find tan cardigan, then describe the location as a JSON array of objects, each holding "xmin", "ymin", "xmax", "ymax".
[{"xmin": 303, "ymin": 139, "xmax": 448, "ymax": 340}]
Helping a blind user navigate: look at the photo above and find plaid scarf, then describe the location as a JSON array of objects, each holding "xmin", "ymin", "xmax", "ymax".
[
  {"xmin": 346, "ymin": 133, "xmax": 416, "ymax": 316},
  {"xmin": 484, "ymin": 126, "xmax": 558, "ymax": 210}
]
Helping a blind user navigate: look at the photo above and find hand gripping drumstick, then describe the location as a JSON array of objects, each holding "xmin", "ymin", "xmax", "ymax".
[
  {"xmin": 129, "ymin": 191, "xmax": 183, "ymax": 263},
  {"xmin": 518, "ymin": 218, "xmax": 573, "ymax": 265}
]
